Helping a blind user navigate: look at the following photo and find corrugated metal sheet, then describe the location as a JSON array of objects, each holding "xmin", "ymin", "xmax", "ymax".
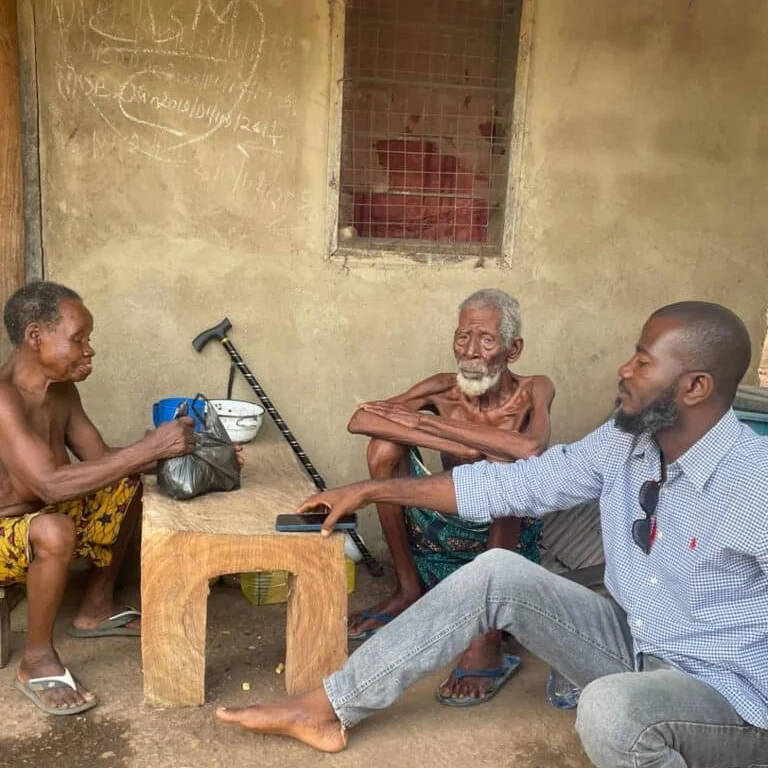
[
  {"xmin": 540, "ymin": 501, "xmax": 604, "ymax": 574},
  {"xmin": 734, "ymin": 384, "xmax": 768, "ymax": 414}
]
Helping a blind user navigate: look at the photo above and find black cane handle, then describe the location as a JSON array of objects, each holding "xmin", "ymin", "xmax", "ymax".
[
  {"xmin": 192, "ymin": 318, "xmax": 233, "ymax": 352},
  {"xmin": 190, "ymin": 319, "xmax": 385, "ymax": 577}
]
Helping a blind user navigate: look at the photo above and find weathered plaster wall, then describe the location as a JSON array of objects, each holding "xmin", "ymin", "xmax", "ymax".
[{"xmin": 32, "ymin": 0, "xmax": 768, "ymax": 542}]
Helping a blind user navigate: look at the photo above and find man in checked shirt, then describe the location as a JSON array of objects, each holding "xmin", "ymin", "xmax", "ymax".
[{"xmin": 217, "ymin": 301, "xmax": 768, "ymax": 768}]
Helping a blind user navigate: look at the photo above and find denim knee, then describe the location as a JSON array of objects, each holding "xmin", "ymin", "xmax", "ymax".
[
  {"xmin": 575, "ymin": 675, "xmax": 643, "ymax": 767},
  {"xmin": 473, "ymin": 547, "xmax": 529, "ymax": 573},
  {"xmin": 470, "ymin": 548, "xmax": 537, "ymax": 592}
]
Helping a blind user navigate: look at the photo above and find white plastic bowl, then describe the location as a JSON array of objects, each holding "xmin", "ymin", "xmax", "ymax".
[{"xmin": 208, "ymin": 399, "xmax": 265, "ymax": 443}]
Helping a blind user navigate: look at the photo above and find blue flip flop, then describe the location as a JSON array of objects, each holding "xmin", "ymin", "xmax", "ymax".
[
  {"xmin": 348, "ymin": 609, "xmax": 394, "ymax": 641},
  {"xmin": 436, "ymin": 654, "xmax": 521, "ymax": 707}
]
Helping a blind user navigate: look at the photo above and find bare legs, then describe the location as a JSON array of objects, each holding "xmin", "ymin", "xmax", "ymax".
[
  {"xmin": 350, "ymin": 439, "xmax": 522, "ymax": 702},
  {"xmin": 72, "ymin": 484, "xmax": 142, "ymax": 632},
  {"xmin": 438, "ymin": 516, "xmax": 521, "ymax": 701},
  {"xmin": 347, "ymin": 439, "xmax": 423, "ymax": 637},
  {"xmin": 19, "ymin": 513, "xmax": 95, "ymax": 711},
  {"xmin": 17, "ymin": 484, "xmax": 142, "ymax": 711}
]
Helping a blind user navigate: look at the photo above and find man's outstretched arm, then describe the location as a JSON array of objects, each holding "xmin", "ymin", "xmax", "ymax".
[
  {"xmin": 298, "ymin": 472, "xmax": 458, "ymax": 536},
  {"xmin": 301, "ymin": 420, "xmax": 612, "ymax": 535}
]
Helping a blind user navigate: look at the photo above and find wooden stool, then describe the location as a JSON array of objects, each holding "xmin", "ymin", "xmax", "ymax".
[
  {"xmin": 0, "ymin": 584, "xmax": 25, "ymax": 668},
  {"xmin": 140, "ymin": 438, "xmax": 348, "ymax": 707}
]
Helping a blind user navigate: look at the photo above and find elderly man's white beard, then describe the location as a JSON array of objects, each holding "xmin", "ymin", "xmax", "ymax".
[{"xmin": 456, "ymin": 368, "xmax": 503, "ymax": 397}]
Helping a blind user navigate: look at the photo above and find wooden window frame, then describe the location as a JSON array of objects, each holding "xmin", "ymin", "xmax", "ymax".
[{"xmin": 324, "ymin": 0, "xmax": 535, "ymax": 267}]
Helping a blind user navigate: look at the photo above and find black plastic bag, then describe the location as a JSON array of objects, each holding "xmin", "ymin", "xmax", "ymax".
[{"xmin": 157, "ymin": 395, "xmax": 241, "ymax": 500}]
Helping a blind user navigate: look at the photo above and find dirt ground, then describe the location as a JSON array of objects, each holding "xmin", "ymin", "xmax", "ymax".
[{"xmin": 0, "ymin": 565, "xmax": 593, "ymax": 768}]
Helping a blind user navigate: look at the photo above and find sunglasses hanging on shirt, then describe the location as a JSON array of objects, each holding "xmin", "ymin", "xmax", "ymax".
[{"xmin": 633, "ymin": 455, "xmax": 667, "ymax": 555}]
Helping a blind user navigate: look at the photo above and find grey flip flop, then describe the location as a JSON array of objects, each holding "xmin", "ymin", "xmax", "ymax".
[
  {"xmin": 69, "ymin": 608, "xmax": 141, "ymax": 638},
  {"xmin": 14, "ymin": 668, "xmax": 99, "ymax": 716}
]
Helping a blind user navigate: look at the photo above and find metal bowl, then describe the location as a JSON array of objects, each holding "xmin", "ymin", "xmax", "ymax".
[{"xmin": 208, "ymin": 399, "xmax": 265, "ymax": 443}]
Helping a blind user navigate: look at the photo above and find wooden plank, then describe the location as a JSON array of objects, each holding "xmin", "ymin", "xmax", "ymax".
[
  {"xmin": 759, "ymin": 309, "xmax": 768, "ymax": 388},
  {"xmin": 0, "ymin": 584, "xmax": 25, "ymax": 668},
  {"xmin": 16, "ymin": 0, "xmax": 42, "ymax": 282},
  {"xmin": 0, "ymin": 0, "xmax": 23, "ymax": 358},
  {"xmin": 324, "ymin": 0, "xmax": 345, "ymax": 258},
  {"xmin": 502, "ymin": 0, "xmax": 536, "ymax": 266}
]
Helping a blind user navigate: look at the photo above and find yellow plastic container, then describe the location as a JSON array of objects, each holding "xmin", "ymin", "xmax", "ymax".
[{"xmin": 240, "ymin": 558, "xmax": 356, "ymax": 606}]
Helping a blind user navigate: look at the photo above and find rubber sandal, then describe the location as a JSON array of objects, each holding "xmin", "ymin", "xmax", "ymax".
[
  {"xmin": 14, "ymin": 668, "xmax": 99, "ymax": 716},
  {"xmin": 436, "ymin": 654, "xmax": 522, "ymax": 707},
  {"xmin": 348, "ymin": 609, "xmax": 394, "ymax": 641}
]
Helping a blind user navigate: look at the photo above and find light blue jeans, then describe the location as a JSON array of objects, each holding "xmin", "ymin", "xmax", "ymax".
[{"xmin": 324, "ymin": 550, "xmax": 768, "ymax": 768}]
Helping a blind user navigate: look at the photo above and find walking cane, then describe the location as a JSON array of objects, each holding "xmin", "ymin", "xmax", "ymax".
[{"xmin": 192, "ymin": 318, "xmax": 384, "ymax": 577}]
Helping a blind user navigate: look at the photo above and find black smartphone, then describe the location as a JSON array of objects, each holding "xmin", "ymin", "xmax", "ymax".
[{"xmin": 275, "ymin": 513, "xmax": 358, "ymax": 532}]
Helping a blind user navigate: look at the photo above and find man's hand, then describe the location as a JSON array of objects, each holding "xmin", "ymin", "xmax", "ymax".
[
  {"xmin": 357, "ymin": 401, "xmax": 421, "ymax": 429},
  {"xmin": 234, "ymin": 444, "xmax": 244, "ymax": 468},
  {"xmin": 296, "ymin": 483, "xmax": 370, "ymax": 536},
  {"xmin": 147, "ymin": 417, "xmax": 196, "ymax": 459}
]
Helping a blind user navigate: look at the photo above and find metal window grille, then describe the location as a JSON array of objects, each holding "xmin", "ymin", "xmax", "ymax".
[{"xmin": 339, "ymin": 0, "xmax": 522, "ymax": 257}]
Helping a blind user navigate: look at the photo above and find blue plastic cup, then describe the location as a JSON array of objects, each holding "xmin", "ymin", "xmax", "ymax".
[{"xmin": 152, "ymin": 397, "xmax": 206, "ymax": 431}]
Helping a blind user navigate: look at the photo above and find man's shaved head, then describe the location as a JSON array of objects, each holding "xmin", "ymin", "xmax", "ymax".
[
  {"xmin": 3, "ymin": 281, "xmax": 82, "ymax": 347},
  {"xmin": 650, "ymin": 301, "xmax": 751, "ymax": 403}
]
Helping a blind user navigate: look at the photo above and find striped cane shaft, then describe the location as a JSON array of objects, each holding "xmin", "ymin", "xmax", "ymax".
[{"xmin": 215, "ymin": 335, "xmax": 382, "ymax": 575}]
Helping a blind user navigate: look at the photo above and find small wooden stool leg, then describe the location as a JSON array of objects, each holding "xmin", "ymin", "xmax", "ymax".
[
  {"xmin": 0, "ymin": 591, "xmax": 10, "ymax": 668},
  {"xmin": 285, "ymin": 538, "xmax": 348, "ymax": 694},
  {"xmin": 141, "ymin": 531, "xmax": 209, "ymax": 707}
]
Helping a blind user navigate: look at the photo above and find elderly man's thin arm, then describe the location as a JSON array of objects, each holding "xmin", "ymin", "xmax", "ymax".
[
  {"xmin": 418, "ymin": 414, "xmax": 538, "ymax": 459},
  {"xmin": 63, "ymin": 384, "xmax": 159, "ymax": 472},
  {"xmin": 0, "ymin": 389, "xmax": 186, "ymax": 504},
  {"xmin": 348, "ymin": 409, "xmax": 481, "ymax": 460}
]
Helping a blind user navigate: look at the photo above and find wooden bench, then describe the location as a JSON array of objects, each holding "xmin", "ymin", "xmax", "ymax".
[
  {"xmin": 140, "ymin": 437, "xmax": 348, "ymax": 707},
  {"xmin": 0, "ymin": 584, "xmax": 25, "ymax": 668}
]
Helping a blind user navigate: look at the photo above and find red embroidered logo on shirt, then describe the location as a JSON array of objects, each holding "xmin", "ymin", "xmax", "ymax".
[{"xmin": 689, "ymin": 537, "xmax": 698, "ymax": 550}]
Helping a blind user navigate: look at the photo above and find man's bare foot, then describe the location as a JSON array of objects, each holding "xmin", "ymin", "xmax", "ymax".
[
  {"xmin": 348, "ymin": 589, "xmax": 422, "ymax": 639},
  {"xmin": 17, "ymin": 651, "xmax": 97, "ymax": 713},
  {"xmin": 438, "ymin": 632, "xmax": 506, "ymax": 701},
  {"xmin": 216, "ymin": 689, "xmax": 347, "ymax": 753}
]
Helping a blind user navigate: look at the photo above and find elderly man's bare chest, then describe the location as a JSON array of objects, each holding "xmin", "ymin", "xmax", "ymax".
[
  {"xmin": 432, "ymin": 389, "xmax": 532, "ymax": 431},
  {"xmin": 20, "ymin": 394, "xmax": 71, "ymax": 460}
]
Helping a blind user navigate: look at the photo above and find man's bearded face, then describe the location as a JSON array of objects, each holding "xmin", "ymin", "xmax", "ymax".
[
  {"xmin": 456, "ymin": 368, "xmax": 504, "ymax": 397},
  {"xmin": 453, "ymin": 306, "xmax": 512, "ymax": 398},
  {"xmin": 614, "ymin": 378, "xmax": 680, "ymax": 435}
]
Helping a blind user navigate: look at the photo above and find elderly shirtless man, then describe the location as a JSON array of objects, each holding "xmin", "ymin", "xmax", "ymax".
[
  {"xmin": 346, "ymin": 289, "xmax": 554, "ymax": 705},
  {"xmin": 0, "ymin": 281, "xmax": 195, "ymax": 716}
]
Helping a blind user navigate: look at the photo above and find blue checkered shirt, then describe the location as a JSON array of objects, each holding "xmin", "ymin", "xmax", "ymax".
[{"xmin": 454, "ymin": 409, "xmax": 768, "ymax": 728}]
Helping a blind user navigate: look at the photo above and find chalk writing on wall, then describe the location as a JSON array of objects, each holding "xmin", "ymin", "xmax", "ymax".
[{"xmin": 48, "ymin": 0, "xmax": 299, "ymax": 167}]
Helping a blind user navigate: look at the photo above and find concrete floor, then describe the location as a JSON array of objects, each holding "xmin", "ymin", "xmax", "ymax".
[{"xmin": 0, "ymin": 566, "xmax": 593, "ymax": 768}]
